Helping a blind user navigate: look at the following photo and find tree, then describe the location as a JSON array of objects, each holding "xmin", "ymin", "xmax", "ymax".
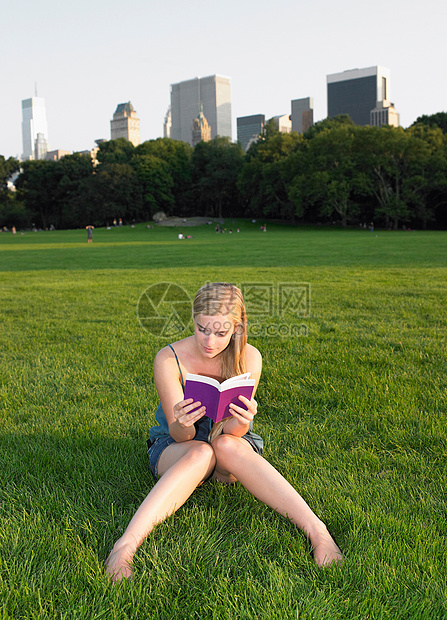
[
  {"xmin": 359, "ymin": 126, "xmax": 440, "ymax": 230},
  {"xmin": 15, "ymin": 154, "xmax": 94, "ymax": 229},
  {"xmin": 191, "ymin": 137, "xmax": 244, "ymax": 219},
  {"xmin": 405, "ymin": 125, "xmax": 447, "ymax": 228},
  {"xmin": 132, "ymin": 139, "xmax": 193, "ymax": 216},
  {"xmin": 288, "ymin": 125, "xmax": 370, "ymax": 226},
  {"xmin": 86, "ymin": 162, "xmax": 141, "ymax": 225},
  {"xmin": 238, "ymin": 122, "xmax": 302, "ymax": 220},
  {"xmin": 0, "ymin": 156, "xmax": 20, "ymax": 201},
  {"xmin": 15, "ymin": 160, "xmax": 63, "ymax": 229},
  {"xmin": 412, "ymin": 112, "xmax": 447, "ymax": 134},
  {"xmin": 131, "ymin": 155, "xmax": 175, "ymax": 218},
  {"xmin": 0, "ymin": 156, "xmax": 24, "ymax": 228},
  {"xmin": 56, "ymin": 154, "xmax": 94, "ymax": 228},
  {"xmin": 303, "ymin": 114, "xmax": 354, "ymax": 139},
  {"xmin": 96, "ymin": 138, "xmax": 135, "ymax": 164}
]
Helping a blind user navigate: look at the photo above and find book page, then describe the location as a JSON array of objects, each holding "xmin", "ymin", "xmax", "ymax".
[
  {"xmin": 219, "ymin": 373, "xmax": 251, "ymax": 390},
  {"xmin": 184, "ymin": 373, "xmax": 221, "ymax": 389}
]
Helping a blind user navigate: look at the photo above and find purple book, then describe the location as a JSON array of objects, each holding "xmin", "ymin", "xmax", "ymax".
[{"xmin": 184, "ymin": 372, "xmax": 255, "ymax": 423}]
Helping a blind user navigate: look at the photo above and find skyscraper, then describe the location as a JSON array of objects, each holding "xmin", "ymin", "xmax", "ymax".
[
  {"xmin": 291, "ymin": 97, "xmax": 314, "ymax": 134},
  {"xmin": 170, "ymin": 75, "xmax": 232, "ymax": 146},
  {"xmin": 237, "ymin": 114, "xmax": 265, "ymax": 152},
  {"xmin": 163, "ymin": 106, "xmax": 172, "ymax": 138},
  {"xmin": 110, "ymin": 102, "xmax": 141, "ymax": 146},
  {"xmin": 327, "ymin": 66, "xmax": 395, "ymax": 126},
  {"xmin": 21, "ymin": 97, "xmax": 49, "ymax": 160}
]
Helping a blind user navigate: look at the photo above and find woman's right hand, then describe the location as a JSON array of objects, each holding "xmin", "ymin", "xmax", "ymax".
[{"xmin": 173, "ymin": 398, "xmax": 206, "ymax": 429}]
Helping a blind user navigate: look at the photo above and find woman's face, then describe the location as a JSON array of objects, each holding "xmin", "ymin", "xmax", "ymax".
[{"xmin": 194, "ymin": 313, "xmax": 235, "ymax": 358}]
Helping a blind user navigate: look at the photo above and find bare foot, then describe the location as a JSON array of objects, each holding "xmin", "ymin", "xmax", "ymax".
[
  {"xmin": 104, "ymin": 540, "xmax": 136, "ymax": 582},
  {"xmin": 309, "ymin": 526, "xmax": 343, "ymax": 567}
]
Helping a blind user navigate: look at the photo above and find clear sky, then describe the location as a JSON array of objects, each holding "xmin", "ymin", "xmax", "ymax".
[{"xmin": 2, "ymin": 0, "xmax": 446, "ymax": 159}]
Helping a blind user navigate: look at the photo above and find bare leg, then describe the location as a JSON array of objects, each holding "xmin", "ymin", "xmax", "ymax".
[
  {"xmin": 105, "ymin": 441, "xmax": 216, "ymax": 581},
  {"xmin": 212, "ymin": 434, "xmax": 342, "ymax": 567}
]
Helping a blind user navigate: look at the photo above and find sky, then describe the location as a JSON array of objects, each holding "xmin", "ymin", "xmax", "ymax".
[{"xmin": 1, "ymin": 0, "xmax": 446, "ymax": 159}]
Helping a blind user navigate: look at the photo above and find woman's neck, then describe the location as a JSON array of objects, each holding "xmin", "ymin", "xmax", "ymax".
[{"xmin": 174, "ymin": 337, "xmax": 224, "ymax": 381}]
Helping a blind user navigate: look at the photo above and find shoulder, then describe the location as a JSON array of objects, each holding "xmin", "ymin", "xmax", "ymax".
[
  {"xmin": 153, "ymin": 345, "xmax": 182, "ymax": 390},
  {"xmin": 154, "ymin": 337, "xmax": 193, "ymax": 370},
  {"xmin": 245, "ymin": 343, "xmax": 262, "ymax": 370},
  {"xmin": 154, "ymin": 345, "xmax": 176, "ymax": 371}
]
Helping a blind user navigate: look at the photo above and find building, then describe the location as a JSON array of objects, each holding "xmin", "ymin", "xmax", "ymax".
[
  {"xmin": 237, "ymin": 114, "xmax": 265, "ymax": 152},
  {"xmin": 164, "ymin": 106, "xmax": 172, "ymax": 138},
  {"xmin": 370, "ymin": 100, "xmax": 400, "ymax": 127},
  {"xmin": 34, "ymin": 133, "xmax": 49, "ymax": 160},
  {"xmin": 21, "ymin": 97, "xmax": 49, "ymax": 160},
  {"xmin": 272, "ymin": 114, "xmax": 292, "ymax": 133},
  {"xmin": 291, "ymin": 97, "xmax": 314, "ymax": 134},
  {"xmin": 46, "ymin": 149, "xmax": 71, "ymax": 161},
  {"xmin": 327, "ymin": 66, "xmax": 397, "ymax": 126},
  {"xmin": 170, "ymin": 75, "xmax": 232, "ymax": 146},
  {"xmin": 192, "ymin": 104, "xmax": 211, "ymax": 146},
  {"xmin": 110, "ymin": 102, "xmax": 141, "ymax": 146}
]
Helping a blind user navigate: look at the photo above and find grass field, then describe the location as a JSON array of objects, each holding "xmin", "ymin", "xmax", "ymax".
[{"xmin": 0, "ymin": 221, "xmax": 446, "ymax": 619}]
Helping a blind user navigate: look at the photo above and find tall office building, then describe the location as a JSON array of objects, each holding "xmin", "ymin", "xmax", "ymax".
[
  {"xmin": 22, "ymin": 97, "xmax": 49, "ymax": 160},
  {"xmin": 291, "ymin": 97, "xmax": 314, "ymax": 134},
  {"xmin": 110, "ymin": 102, "xmax": 141, "ymax": 146},
  {"xmin": 164, "ymin": 106, "xmax": 172, "ymax": 138},
  {"xmin": 237, "ymin": 114, "xmax": 265, "ymax": 152},
  {"xmin": 327, "ymin": 66, "xmax": 396, "ymax": 126},
  {"xmin": 170, "ymin": 75, "xmax": 232, "ymax": 146}
]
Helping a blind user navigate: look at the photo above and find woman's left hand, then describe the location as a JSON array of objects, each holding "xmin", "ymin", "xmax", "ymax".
[{"xmin": 229, "ymin": 395, "xmax": 258, "ymax": 427}]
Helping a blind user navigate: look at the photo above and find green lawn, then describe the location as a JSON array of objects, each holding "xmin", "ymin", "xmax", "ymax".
[{"xmin": 0, "ymin": 222, "xmax": 446, "ymax": 619}]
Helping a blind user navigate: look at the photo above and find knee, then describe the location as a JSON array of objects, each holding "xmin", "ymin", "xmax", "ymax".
[
  {"xmin": 186, "ymin": 441, "xmax": 216, "ymax": 470},
  {"xmin": 211, "ymin": 434, "xmax": 244, "ymax": 465}
]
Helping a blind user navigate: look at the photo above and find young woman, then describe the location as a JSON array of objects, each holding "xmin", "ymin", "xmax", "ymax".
[{"xmin": 105, "ymin": 283, "xmax": 342, "ymax": 581}]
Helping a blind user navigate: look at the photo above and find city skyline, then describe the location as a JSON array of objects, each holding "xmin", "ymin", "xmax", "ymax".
[
  {"xmin": 1, "ymin": 0, "xmax": 445, "ymax": 159},
  {"xmin": 170, "ymin": 75, "xmax": 232, "ymax": 146}
]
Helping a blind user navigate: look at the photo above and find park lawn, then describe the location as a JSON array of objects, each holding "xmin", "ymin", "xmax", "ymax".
[{"xmin": 0, "ymin": 223, "xmax": 446, "ymax": 619}]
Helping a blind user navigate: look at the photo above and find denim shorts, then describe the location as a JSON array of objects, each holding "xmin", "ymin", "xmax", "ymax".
[
  {"xmin": 147, "ymin": 432, "xmax": 263, "ymax": 480},
  {"xmin": 148, "ymin": 435, "xmax": 177, "ymax": 479}
]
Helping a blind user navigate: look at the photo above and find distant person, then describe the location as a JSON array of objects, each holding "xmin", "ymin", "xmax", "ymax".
[
  {"xmin": 370, "ymin": 222, "xmax": 374, "ymax": 233},
  {"xmin": 105, "ymin": 283, "xmax": 342, "ymax": 581},
  {"xmin": 12, "ymin": 226, "xmax": 16, "ymax": 235},
  {"xmin": 86, "ymin": 225, "xmax": 94, "ymax": 243}
]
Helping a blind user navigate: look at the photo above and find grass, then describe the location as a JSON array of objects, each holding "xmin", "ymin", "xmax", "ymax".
[{"xmin": 0, "ymin": 221, "xmax": 446, "ymax": 619}]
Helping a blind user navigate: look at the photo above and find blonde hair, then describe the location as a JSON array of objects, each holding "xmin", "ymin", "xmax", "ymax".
[{"xmin": 193, "ymin": 282, "xmax": 248, "ymax": 441}]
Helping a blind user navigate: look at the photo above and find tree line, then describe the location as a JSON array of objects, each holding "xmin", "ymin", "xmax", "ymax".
[{"xmin": 1, "ymin": 113, "xmax": 446, "ymax": 231}]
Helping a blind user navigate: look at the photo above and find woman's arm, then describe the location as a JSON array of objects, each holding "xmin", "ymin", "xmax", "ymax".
[
  {"xmin": 222, "ymin": 344, "xmax": 262, "ymax": 437},
  {"xmin": 154, "ymin": 347, "xmax": 206, "ymax": 442}
]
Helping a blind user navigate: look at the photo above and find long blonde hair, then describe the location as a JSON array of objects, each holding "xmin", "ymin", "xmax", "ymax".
[{"xmin": 193, "ymin": 282, "xmax": 248, "ymax": 441}]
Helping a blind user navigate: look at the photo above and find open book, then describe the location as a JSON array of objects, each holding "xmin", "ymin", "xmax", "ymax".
[{"xmin": 184, "ymin": 372, "xmax": 255, "ymax": 423}]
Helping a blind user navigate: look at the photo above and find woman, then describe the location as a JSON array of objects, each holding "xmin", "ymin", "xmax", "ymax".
[{"xmin": 105, "ymin": 283, "xmax": 342, "ymax": 581}]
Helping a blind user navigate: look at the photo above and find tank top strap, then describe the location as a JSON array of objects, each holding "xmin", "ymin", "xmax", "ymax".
[{"xmin": 168, "ymin": 344, "xmax": 185, "ymax": 389}]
